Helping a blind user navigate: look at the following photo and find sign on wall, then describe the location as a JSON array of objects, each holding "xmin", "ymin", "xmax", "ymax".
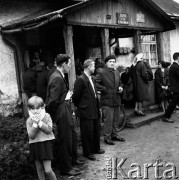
[
  {"xmin": 136, "ymin": 12, "xmax": 145, "ymax": 23},
  {"xmin": 116, "ymin": 13, "xmax": 129, "ymax": 25}
]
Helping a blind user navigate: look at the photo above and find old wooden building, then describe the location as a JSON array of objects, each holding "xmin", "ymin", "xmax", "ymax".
[
  {"xmin": 153, "ymin": 0, "xmax": 179, "ymax": 62},
  {"xmin": 0, "ymin": 0, "xmax": 175, "ymax": 115}
]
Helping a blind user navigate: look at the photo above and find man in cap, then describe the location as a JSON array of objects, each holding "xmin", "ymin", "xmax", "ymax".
[
  {"xmin": 46, "ymin": 54, "xmax": 83, "ymax": 176},
  {"xmin": 96, "ymin": 55, "xmax": 125, "ymax": 145}
]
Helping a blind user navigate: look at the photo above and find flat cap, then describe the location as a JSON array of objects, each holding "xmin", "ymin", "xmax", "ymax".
[{"xmin": 104, "ymin": 55, "xmax": 116, "ymax": 63}]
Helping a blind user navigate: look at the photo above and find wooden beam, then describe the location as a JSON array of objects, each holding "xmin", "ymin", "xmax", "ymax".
[
  {"xmin": 156, "ymin": 32, "xmax": 163, "ymax": 63},
  {"xmin": 101, "ymin": 28, "xmax": 110, "ymax": 61},
  {"xmin": 134, "ymin": 30, "xmax": 141, "ymax": 54},
  {"xmin": 63, "ymin": 25, "xmax": 76, "ymax": 91}
]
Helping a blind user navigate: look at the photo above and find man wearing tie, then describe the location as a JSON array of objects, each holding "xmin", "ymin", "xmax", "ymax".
[
  {"xmin": 46, "ymin": 54, "xmax": 82, "ymax": 176},
  {"xmin": 72, "ymin": 59, "xmax": 105, "ymax": 161}
]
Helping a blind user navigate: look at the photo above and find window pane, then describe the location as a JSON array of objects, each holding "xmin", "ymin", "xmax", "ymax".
[{"xmin": 140, "ymin": 34, "xmax": 157, "ymax": 66}]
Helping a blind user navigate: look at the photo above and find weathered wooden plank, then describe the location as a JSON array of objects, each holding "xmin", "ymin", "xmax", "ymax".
[
  {"xmin": 156, "ymin": 32, "xmax": 163, "ymax": 62},
  {"xmin": 67, "ymin": 0, "xmax": 165, "ymax": 30},
  {"xmin": 63, "ymin": 25, "xmax": 76, "ymax": 90},
  {"xmin": 162, "ymin": 31, "xmax": 171, "ymax": 62},
  {"xmin": 134, "ymin": 30, "xmax": 141, "ymax": 54},
  {"xmin": 101, "ymin": 28, "xmax": 110, "ymax": 60},
  {"xmin": 156, "ymin": 31, "xmax": 171, "ymax": 62}
]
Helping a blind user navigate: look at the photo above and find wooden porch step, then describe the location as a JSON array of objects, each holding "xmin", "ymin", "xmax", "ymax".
[{"xmin": 125, "ymin": 111, "xmax": 164, "ymax": 128}]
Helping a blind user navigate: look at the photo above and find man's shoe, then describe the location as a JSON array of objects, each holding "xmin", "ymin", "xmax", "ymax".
[
  {"xmin": 74, "ymin": 159, "xmax": 85, "ymax": 165},
  {"xmin": 61, "ymin": 169, "xmax": 81, "ymax": 176},
  {"xmin": 104, "ymin": 139, "xmax": 115, "ymax": 145},
  {"xmin": 95, "ymin": 149, "xmax": 105, "ymax": 154},
  {"xmin": 87, "ymin": 154, "xmax": 96, "ymax": 161},
  {"xmin": 111, "ymin": 136, "xmax": 125, "ymax": 142},
  {"xmin": 162, "ymin": 117, "xmax": 174, "ymax": 123}
]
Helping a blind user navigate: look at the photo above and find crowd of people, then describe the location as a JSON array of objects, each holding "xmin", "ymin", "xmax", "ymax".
[
  {"xmin": 23, "ymin": 51, "xmax": 179, "ymax": 179},
  {"xmin": 162, "ymin": 52, "xmax": 179, "ymax": 123}
]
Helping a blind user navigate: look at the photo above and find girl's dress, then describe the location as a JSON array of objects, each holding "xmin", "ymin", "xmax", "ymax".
[{"xmin": 29, "ymin": 140, "xmax": 53, "ymax": 161}]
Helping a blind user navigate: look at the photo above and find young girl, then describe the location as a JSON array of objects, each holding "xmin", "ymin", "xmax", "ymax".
[
  {"xmin": 155, "ymin": 61, "xmax": 169, "ymax": 112},
  {"xmin": 26, "ymin": 96, "xmax": 57, "ymax": 180}
]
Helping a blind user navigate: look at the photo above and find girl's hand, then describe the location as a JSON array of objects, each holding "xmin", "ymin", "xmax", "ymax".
[{"xmin": 32, "ymin": 114, "xmax": 41, "ymax": 123}]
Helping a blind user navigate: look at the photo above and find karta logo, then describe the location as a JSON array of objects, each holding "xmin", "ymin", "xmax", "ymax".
[{"xmin": 106, "ymin": 158, "xmax": 178, "ymax": 179}]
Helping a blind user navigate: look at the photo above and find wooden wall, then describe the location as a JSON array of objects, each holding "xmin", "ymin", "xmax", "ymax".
[
  {"xmin": 67, "ymin": 0, "xmax": 165, "ymax": 31},
  {"xmin": 157, "ymin": 31, "xmax": 171, "ymax": 62}
]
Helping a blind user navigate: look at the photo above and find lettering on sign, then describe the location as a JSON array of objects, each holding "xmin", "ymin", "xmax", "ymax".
[
  {"xmin": 136, "ymin": 12, "xmax": 145, "ymax": 23},
  {"xmin": 106, "ymin": 15, "xmax": 111, "ymax": 19},
  {"xmin": 116, "ymin": 13, "xmax": 129, "ymax": 25}
]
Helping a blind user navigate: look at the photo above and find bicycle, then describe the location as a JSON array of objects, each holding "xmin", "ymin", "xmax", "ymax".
[{"xmin": 101, "ymin": 104, "xmax": 126, "ymax": 132}]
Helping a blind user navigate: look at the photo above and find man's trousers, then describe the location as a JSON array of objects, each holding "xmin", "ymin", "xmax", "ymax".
[
  {"xmin": 102, "ymin": 106, "xmax": 121, "ymax": 140},
  {"xmin": 80, "ymin": 118, "xmax": 100, "ymax": 157}
]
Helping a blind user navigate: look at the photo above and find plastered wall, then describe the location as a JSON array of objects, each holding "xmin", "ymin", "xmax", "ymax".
[
  {"xmin": 0, "ymin": 35, "xmax": 18, "ymax": 98},
  {"xmin": 170, "ymin": 21, "xmax": 179, "ymax": 62}
]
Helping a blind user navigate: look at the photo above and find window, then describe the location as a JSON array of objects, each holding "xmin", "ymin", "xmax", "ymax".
[{"xmin": 140, "ymin": 35, "xmax": 157, "ymax": 67}]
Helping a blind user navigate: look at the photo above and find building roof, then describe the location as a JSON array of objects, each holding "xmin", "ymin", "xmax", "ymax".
[
  {"xmin": 152, "ymin": 0, "xmax": 179, "ymax": 18},
  {"xmin": 1, "ymin": 1, "xmax": 85, "ymax": 33},
  {"xmin": 1, "ymin": 0, "xmax": 175, "ymax": 33}
]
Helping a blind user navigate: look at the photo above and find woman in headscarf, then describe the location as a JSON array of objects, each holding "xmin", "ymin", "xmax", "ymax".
[{"xmin": 133, "ymin": 53, "xmax": 150, "ymax": 116}]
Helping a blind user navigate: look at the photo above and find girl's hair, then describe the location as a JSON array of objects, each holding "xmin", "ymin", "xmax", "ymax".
[
  {"xmin": 158, "ymin": 60, "xmax": 165, "ymax": 67},
  {"xmin": 28, "ymin": 96, "xmax": 44, "ymax": 109}
]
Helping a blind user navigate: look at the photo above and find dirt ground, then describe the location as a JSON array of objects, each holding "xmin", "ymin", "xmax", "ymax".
[{"xmin": 57, "ymin": 111, "xmax": 179, "ymax": 180}]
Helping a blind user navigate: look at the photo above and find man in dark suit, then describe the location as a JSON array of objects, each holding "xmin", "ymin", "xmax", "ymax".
[
  {"xmin": 96, "ymin": 55, "xmax": 125, "ymax": 145},
  {"xmin": 36, "ymin": 65, "xmax": 48, "ymax": 102},
  {"xmin": 163, "ymin": 52, "xmax": 179, "ymax": 123},
  {"xmin": 72, "ymin": 59, "xmax": 105, "ymax": 161},
  {"xmin": 47, "ymin": 62, "xmax": 57, "ymax": 82},
  {"xmin": 22, "ymin": 62, "xmax": 37, "ymax": 118},
  {"xmin": 22, "ymin": 62, "xmax": 37, "ymax": 99},
  {"xmin": 46, "ymin": 54, "xmax": 82, "ymax": 176}
]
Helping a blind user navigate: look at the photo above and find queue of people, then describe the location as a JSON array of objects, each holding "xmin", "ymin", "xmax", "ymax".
[{"xmin": 24, "ymin": 51, "xmax": 179, "ymax": 180}]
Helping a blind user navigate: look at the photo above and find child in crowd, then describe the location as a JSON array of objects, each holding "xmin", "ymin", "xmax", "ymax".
[{"xmin": 26, "ymin": 96, "xmax": 57, "ymax": 180}]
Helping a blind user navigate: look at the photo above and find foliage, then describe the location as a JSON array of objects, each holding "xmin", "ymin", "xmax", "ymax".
[
  {"xmin": 0, "ymin": 115, "xmax": 81, "ymax": 180},
  {"xmin": 0, "ymin": 116, "xmax": 37, "ymax": 180}
]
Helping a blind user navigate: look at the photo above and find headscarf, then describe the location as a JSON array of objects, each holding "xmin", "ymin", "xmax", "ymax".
[{"xmin": 132, "ymin": 53, "xmax": 144, "ymax": 66}]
